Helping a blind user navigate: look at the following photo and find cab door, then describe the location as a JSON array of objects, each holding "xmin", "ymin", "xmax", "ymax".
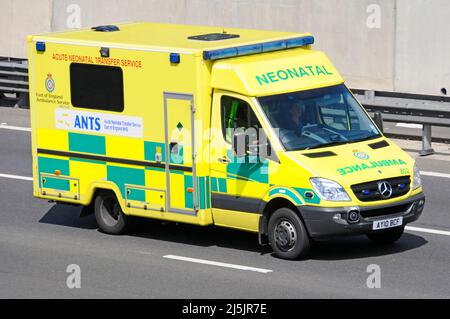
[{"xmin": 210, "ymin": 90, "xmax": 271, "ymax": 232}]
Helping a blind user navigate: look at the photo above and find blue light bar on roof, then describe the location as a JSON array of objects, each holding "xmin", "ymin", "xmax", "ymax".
[{"xmin": 203, "ymin": 35, "xmax": 314, "ymax": 61}]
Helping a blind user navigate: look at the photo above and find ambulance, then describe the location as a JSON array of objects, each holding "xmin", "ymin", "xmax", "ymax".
[{"xmin": 27, "ymin": 23, "xmax": 425, "ymax": 259}]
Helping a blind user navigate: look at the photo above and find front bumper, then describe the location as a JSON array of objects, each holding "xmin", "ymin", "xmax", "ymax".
[{"xmin": 298, "ymin": 193, "xmax": 425, "ymax": 239}]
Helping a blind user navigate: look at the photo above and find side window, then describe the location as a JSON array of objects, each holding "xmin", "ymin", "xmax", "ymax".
[
  {"xmin": 70, "ymin": 63, "xmax": 124, "ymax": 112},
  {"xmin": 221, "ymin": 95, "xmax": 261, "ymax": 143}
]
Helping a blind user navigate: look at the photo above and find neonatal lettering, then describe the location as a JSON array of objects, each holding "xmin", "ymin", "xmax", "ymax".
[{"xmin": 256, "ymin": 65, "xmax": 333, "ymax": 85}]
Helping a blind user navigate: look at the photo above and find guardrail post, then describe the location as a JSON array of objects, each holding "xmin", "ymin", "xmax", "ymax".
[
  {"xmin": 373, "ymin": 111, "xmax": 384, "ymax": 133},
  {"xmin": 420, "ymin": 124, "xmax": 435, "ymax": 156},
  {"xmin": 17, "ymin": 92, "xmax": 29, "ymax": 109}
]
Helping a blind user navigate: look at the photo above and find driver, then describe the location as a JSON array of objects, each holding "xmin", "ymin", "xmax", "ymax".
[
  {"xmin": 287, "ymin": 99, "xmax": 306, "ymax": 134},
  {"xmin": 277, "ymin": 99, "xmax": 307, "ymax": 146}
]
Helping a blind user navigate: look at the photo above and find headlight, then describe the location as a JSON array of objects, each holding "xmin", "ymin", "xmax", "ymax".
[
  {"xmin": 310, "ymin": 178, "xmax": 351, "ymax": 201},
  {"xmin": 412, "ymin": 163, "xmax": 422, "ymax": 190}
]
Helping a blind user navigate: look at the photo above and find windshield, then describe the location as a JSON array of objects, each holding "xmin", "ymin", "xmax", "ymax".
[{"xmin": 258, "ymin": 84, "xmax": 381, "ymax": 151}]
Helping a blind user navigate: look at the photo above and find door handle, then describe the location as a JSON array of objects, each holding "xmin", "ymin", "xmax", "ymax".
[{"xmin": 218, "ymin": 157, "xmax": 231, "ymax": 163}]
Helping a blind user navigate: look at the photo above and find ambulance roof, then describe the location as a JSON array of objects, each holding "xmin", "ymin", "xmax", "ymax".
[{"xmin": 31, "ymin": 22, "xmax": 309, "ymax": 55}]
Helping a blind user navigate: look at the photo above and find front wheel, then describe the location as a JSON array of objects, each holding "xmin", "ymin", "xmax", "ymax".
[
  {"xmin": 268, "ymin": 207, "xmax": 310, "ymax": 260},
  {"xmin": 94, "ymin": 191, "xmax": 129, "ymax": 235},
  {"xmin": 367, "ymin": 226, "xmax": 404, "ymax": 244}
]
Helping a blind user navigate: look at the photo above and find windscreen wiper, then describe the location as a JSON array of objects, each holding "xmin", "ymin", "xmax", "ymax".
[
  {"xmin": 304, "ymin": 140, "xmax": 350, "ymax": 150},
  {"xmin": 351, "ymin": 135, "xmax": 381, "ymax": 143}
]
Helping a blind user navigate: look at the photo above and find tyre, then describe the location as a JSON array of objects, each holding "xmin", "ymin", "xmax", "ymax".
[
  {"xmin": 367, "ymin": 226, "xmax": 404, "ymax": 244},
  {"xmin": 94, "ymin": 191, "xmax": 129, "ymax": 235},
  {"xmin": 268, "ymin": 207, "xmax": 310, "ymax": 260}
]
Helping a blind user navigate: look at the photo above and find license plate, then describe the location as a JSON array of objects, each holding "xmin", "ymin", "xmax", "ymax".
[{"xmin": 372, "ymin": 216, "xmax": 403, "ymax": 230}]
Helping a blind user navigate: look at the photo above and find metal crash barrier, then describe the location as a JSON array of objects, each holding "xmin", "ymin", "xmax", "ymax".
[
  {"xmin": 353, "ymin": 89, "xmax": 450, "ymax": 156},
  {"xmin": 0, "ymin": 58, "xmax": 29, "ymax": 108}
]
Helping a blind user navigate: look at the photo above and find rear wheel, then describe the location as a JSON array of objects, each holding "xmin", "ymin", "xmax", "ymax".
[
  {"xmin": 268, "ymin": 207, "xmax": 310, "ymax": 260},
  {"xmin": 94, "ymin": 191, "xmax": 129, "ymax": 235},
  {"xmin": 367, "ymin": 226, "xmax": 404, "ymax": 244}
]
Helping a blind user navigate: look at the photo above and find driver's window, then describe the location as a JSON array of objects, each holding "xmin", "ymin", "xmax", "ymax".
[{"xmin": 221, "ymin": 95, "xmax": 261, "ymax": 144}]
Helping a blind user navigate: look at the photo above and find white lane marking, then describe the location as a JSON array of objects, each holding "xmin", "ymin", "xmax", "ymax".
[
  {"xmin": 163, "ymin": 255, "xmax": 273, "ymax": 274},
  {"xmin": 0, "ymin": 173, "xmax": 33, "ymax": 181},
  {"xmin": 421, "ymin": 171, "xmax": 450, "ymax": 179},
  {"xmin": 135, "ymin": 251, "xmax": 155, "ymax": 256},
  {"xmin": 0, "ymin": 124, "xmax": 31, "ymax": 132},
  {"xmin": 396, "ymin": 123, "xmax": 423, "ymax": 129},
  {"xmin": 406, "ymin": 226, "xmax": 450, "ymax": 237}
]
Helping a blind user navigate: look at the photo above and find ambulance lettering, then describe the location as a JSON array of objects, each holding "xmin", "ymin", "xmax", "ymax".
[
  {"xmin": 55, "ymin": 108, "xmax": 143, "ymax": 138},
  {"xmin": 337, "ymin": 159, "xmax": 407, "ymax": 176},
  {"xmin": 74, "ymin": 115, "xmax": 101, "ymax": 131}
]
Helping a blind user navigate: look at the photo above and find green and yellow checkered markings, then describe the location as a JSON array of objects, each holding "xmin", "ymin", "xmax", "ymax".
[
  {"xmin": 185, "ymin": 176, "xmax": 211, "ymax": 209},
  {"xmin": 107, "ymin": 165, "xmax": 145, "ymax": 198},
  {"xmin": 37, "ymin": 158, "xmax": 208, "ymax": 211},
  {"xmin": 205, "ymin": 177, "xmax": 210, "ymax": 209},
  {"xmin": 145, "ymin": 166, "xmax": 165, "ymax": 173},
  {"xmin": 144, "ymin": 141, "xmax": 184, "ymax": 165},
  {"xmin": 226, "ymin": 151, "xmax": 269, "ymax": 184},
  {"xmin": 198, "ymin": 176, "xmax": 205, "ymax": 209},
  {"xmin": 144, "ymin": 141, "xmax": 166, "ymax": 163},
  {"xmin": 69, "ymin": 132, "xmax": 106, "ymax": 155},
  {"xmin": 268, "ymin": 187, "xmax": 320, "ymax": 205},
  {"xmin": 293, "ymin": 187, "xmax": 321, "ymax": 204},
  {"xmin": 38, "ymin": 134, "xmax": 208, "ymax": 211},
  {"xmin": 41, "ymin": 176, "xmax": 71, "ymax": 191},
  {"xmin": 184, "ymin": 175, "xmax": 194, "ymax": 209},
  {"xmin": 198, "ymin": 176, "xmax": 210, "ymax": 209},
  {"xmin": 126, "ymin": 186, "xmax": 146, "ymax": 202},
  {"xmin": 38, "ymin": 157, "xmax": 70, "ymax": 175},
  {"xmin": 38, "ymin": 156, "xmax": 70, "ymax": 190},
  {"xmin": 211, "ymin": 177, "xmax": 227, "ymax": 193},
  {"xmin": 70, "ymin": 157, "xmax": 106, "ymax": 165},
  {"xmin": 211, "ymin": 177, "xmax": 218, "ymax": 192},
  {"xmin": 269, "ymin": 187, "xmax": 304, "ymax": 205}
]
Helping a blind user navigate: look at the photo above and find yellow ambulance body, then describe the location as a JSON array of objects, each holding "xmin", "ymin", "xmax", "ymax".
[{"xmin": 28, "ymin": 23, "xmax": 425, "ymax": 259}]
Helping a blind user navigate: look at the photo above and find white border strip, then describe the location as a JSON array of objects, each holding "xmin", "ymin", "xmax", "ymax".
[
  {"xmin": 0, "ymin": 173, "xmax": 33, "ymax": 181},
  {"xmin": 163, "ymin": 255, "xmax": 273, "ymax": 273},
  {"xmin": 421, "ymin": 171, "xmax": 450, "ymax": 179},
  {"xmin": 406, "ymin": 226, "xmax": 450, "ymax": 236},
  {"xmin": 0, "ymin": 125, "xmax": 31, "ymax": 132}
]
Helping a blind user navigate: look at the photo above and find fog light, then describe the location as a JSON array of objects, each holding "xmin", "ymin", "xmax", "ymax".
[{"xmin": 347, "ymin": 210, "xmax": 360, "ymax": 224}]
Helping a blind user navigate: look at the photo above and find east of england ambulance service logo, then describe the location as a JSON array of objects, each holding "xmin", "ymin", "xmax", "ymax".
[
  {"xmin": 45, "ymin": 73, "xmax": 55, "ymax": 93},
  {"xmin": 353, "ymin": 149, "xmax": 370, "ymax": 160}
]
